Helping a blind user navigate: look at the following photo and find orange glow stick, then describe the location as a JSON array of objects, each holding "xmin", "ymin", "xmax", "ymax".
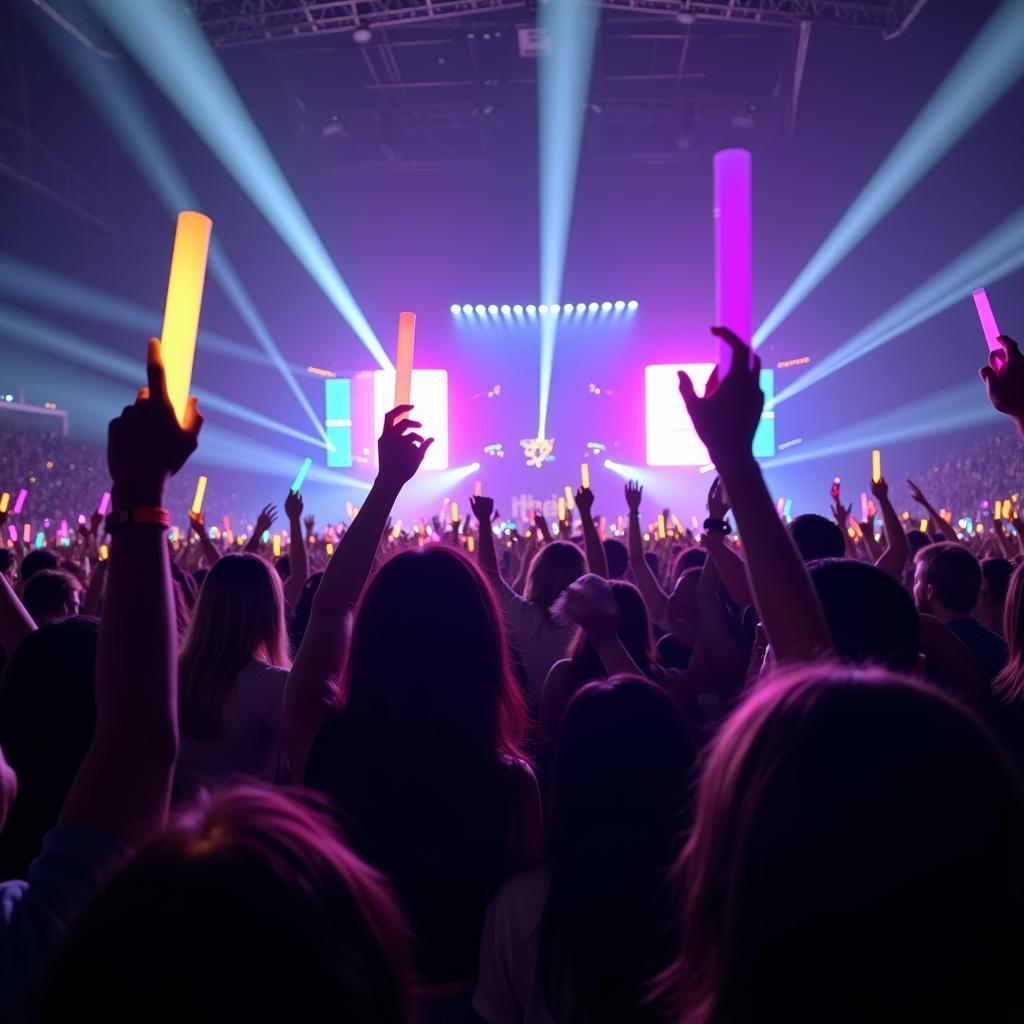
[
  {"xmin": 558, "ymin": 497, "xmax": 567, "ymax": 521},
  {"xmin": 450, "ymin": 501, "xmax": 460, "ymax": 523},
  {"xmin": 191, "ymin": 475, "xmax": 208, "ymax": 516},
  {"xmin": 160, "ymin": 211, "xmax": 212, "ymax": 424},
  {"xmin": 0, "ymin": 492, "xmax": 8, "ymax": 514},
  {"xmin": 580, "ymin": 463, "xmax": 590, "ymax": 490},
  {"xmin": 474, "ymin": 480, "xmax": 483, "ymax": 497},
  {"xmin": 394, "ymin": 312, "xmax": 416, "ymax": 420}
]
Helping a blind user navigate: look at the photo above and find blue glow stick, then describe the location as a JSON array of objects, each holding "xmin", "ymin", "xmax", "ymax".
[{"xmin": 291, "ymin": 457, "xmax": 312, "ymax": 493}]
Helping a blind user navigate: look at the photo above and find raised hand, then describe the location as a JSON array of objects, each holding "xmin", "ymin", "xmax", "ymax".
[
  {"xmin": 979, "ymin": 335, "xmax": 1024, "ymax": 432},
  {"xmin": 470, "ymin": 494, "xmax": 494, "ymax": 522},
  {"xmin": 575, "ymin": 486, "xmax": 595, "ymax": 516},
  {"xmin": 907, "ymin": 479, "xmax": 930, "ymax": 509},
  {"xmin": 625, "ymin": 480, "xmax": 643, "ymax": 513},
  {"xmin": 90, "ymin": 510, "xmax": 105, "ymax": 535},
  {"xmin": 677, "ymin": 327, "xmax": 762, "ymax": 466},
  {"xmin": 188, "ymin": 510, "xmax": 206, "ymax": 537},
  {"xmin": 533, "ymin": 510, "xmax": 552, "ymax": 542},
  {"xmin": 304, "ymin": 514, "xmax": 315, "ymax": 536},
  {"xmin": 870, "ymin": 476, "xmax": 889, "ymax": 502},
  {"xmin": 255, "ymin": 504, "xmax": 278, "ymax": 536},
  {"xmin": 108, "ymin": 338, "xmax": 202, "ymax": 509},
  {"xmin": 559, "ymin": 574, "xmax": 619, "ymax": 641},
  {"xmin": 707, "ymin": 476, "xmax": 730, "ymax": 520},
  {"xmin": 831, "ymin": 496, "xmax": 852, "ymax": 529},
  {"xmin": 284, "ymin": 489, "xmax": 304, "ymax": 521},
  {"xmin": 377, "ymin": 405, "xmax": 434, "ymax": 491}
]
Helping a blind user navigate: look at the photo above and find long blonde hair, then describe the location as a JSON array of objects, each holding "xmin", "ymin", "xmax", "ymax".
[
  {"xmin": 995, "ymin": 561, "xmax": 1024, "ymax": 705},
  {"xmin": 179, "ymin": 554, "xmax": 289, "ymax": 740}
]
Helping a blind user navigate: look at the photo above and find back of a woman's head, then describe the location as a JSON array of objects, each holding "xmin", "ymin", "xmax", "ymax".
[
  {"xmin": 0, "ymin": 616, "xmax": 98, "ymax": 877},
  {"xmin": 346, "ymin": 545, "xmax": 525, "ymax": 758},
  {"xmin": 569, "ymin": 581, "xmax": 655, "ymax": 678},
  {"xmin": 288, "ymin": 569, "xmax": 324, "ymax": 656},
  {"xmin": 38, "ymin": 785, "xmax": 413, "ymax": 1023},
  {"xmin": 525, "ymin": 541, "xmax": 585, "ymax": 612},
  {"xmin": 542, "ymin": 676, "xmax": 695, "ymax": 1022},
  {"xmin": 996, "ymin": 560, "xmax": 1024, "ymax": 704},
  {"xmin": 179, "ymin": 554, "xmax": 288, "ymax": 741},
  {"xmin": 674, "ymin": 665, "xmax": 1024, "ymax": 1023}
]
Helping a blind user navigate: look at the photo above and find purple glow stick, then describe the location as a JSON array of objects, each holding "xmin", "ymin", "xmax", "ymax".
[
  {"xmin": 972, "ymin": 288, "xmax": 1002, "ymax": 353},
  {"xmin": 98, "ymin": 491, "xmax": 111, "ymax": 515},
  {"xmin": 12, "ymin": 489, "xmax": 27, "ymax": 515},
  {"xmin": 713, "ymin": 149, "xmax": 753, "ymax": 373}
]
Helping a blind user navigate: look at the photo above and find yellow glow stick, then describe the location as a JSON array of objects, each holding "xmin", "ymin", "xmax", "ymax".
[
  {"xmin": 394, "ymin": 311, "xmax": 416, "ymax": 420},
  {"xmin": 871, "ymin": 449, "xmax": 881, "ymax": 484},
  {"xmin": 467, "ymin": 536, "xmax": 475, "ymax": 553},
  {"xmin": 581, "ymin": 463, "xmax": 590, "ymax": 490},
  {"xmin": 0, "ymin": 492, "xmax": 8, "ymax": 514},
  {"xmin": 191, "ymin": 475, "xmax": 208, "ymax": 516},
  {"xmin": 272, "ymin": 534, "xmax": 281, "ymax": 557},
  {"xmin": 474, "ymin": 480, "xmax": 483, "ymax": 497},
  {"xmin": 920, "ymin": 518, "xmax": 928, "ymax": 533},
  {"xmin": 558, "ymin": 497, "xmax": 567, "ymax": 521},
  {"xmin": 1004, "ymin": 500, "xmax": 1013, "ymax": 519},
  {"xmin": 995, "ymin": 499, "xmax": 1003, "ymax": 520},
  {"xmin": 161, "ymin": 211, "xmax": 212, "ymax": 425},
  {"xmin": 450, "ymin": 501, "xmax": 459, "ymax": 523},
  {"xmin": 346, "ymin": 501, "xmax": 355, "ymax": 520},
  {"xmin": 657, "ymin": 513, "xmax": 667, "ymax": 539},
  {"xmin": 564, "ymin": 486, "xmax": 575, "ymax": 510},
  {"xmin": 99, "ymin": 543, "xmax": 109, "ymax": 560},
  {"xmin": 326, "ymin": 542, "xmax": 335, "ymax": 555}
]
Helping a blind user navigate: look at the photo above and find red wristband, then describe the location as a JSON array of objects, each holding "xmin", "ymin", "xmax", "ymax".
[{"xmin": 105, "ymin": 507, "xmax": 171, "ymax": 533}]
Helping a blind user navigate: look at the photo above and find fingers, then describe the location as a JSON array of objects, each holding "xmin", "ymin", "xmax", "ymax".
[
  {"xmin": 145, "ymin": 338, "xmax": 171, "ymax": 406},
  {"xmin": 677, "ymin": 370, "xmax": 697, "ymax": 408},
  {"xmin": 405, "ymin": 433, "xmax": 425, "ymax": 446},
  {"xmin": 137, "ymin": 387, "xmax": 150, "ymax": 402},
  {"xmin": 710, "ymin": 325, "xmax": 749, "ymax": 362},
  {"xmin": 182, "ymin": 397, "xmax": 203, "ymax": 436},
  {"xmin": 383, "ymin": 405, "xmax": 415, "ymax": 429},
  {"xmin": 980, "ymin": 365, "xmax": 995, "ymax": 386}
]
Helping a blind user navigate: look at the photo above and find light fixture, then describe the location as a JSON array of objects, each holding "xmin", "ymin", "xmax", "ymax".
[
  {"xmin": 588, "ymin": 302, "xmax": 599, "ymax": 312},
  {"xmin": 513, "ymin": 304, "xmax": 524, "ymax": 314},
  {"xmin": 462, "ymin": 304, "xmax": 473, "ymax": 314},
  {"xmin": 450, "ymin": 304, "xmax": 461, "ymax": 314},
  {"xmin": 500, "ymin": 304, "xmax": 512, "ymax": 314},
  {"xmin": 614, "ymin": 300, "xmax": 625, "ymax": 310},
  {"xmin": 352, "ymin": 26, "xmax": 373, "ymax": 44}
]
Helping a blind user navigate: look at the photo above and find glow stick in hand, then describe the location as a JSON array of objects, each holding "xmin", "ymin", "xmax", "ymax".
[
  {"xmin": 13, "ymin": 489, "xmax": 27, "ymax": 515},
  {"xmin": 713, "ymin": 148, "xmax": 753, "ymax": 370},
  {"xmin": 474, "ymin": 480, "xmax": 483, "ymax": 497},
  {"xmin": 860, "ymin": 492, "xmax": 869, "ymax": 523},
  {"xmin": 394, "ymin": 312, "xmax": 416, "ymax": 420},
  {"xmin": 161, "ymin": 211, "xmax": 213, "ymax": 424},
  {"xmin": 450, "ymin": 501, "xmax": 460, "ymax": 524},
  {"xmin": 191, "ymin": 475, "xmax": 208, "ymax": 516},
  {"xmin": 558, "ymin": 497, "xmax": 567, "ymax": 521},
  {"xmin": 98, "ymin": 491, "xmax": 111, "ymax": 516},
  {"xmin": 580, "ymin": 463, "xmax": 590, "ymax": 490},
  {"xmin": 564, "ymin": 486, "xmax": 575, "ymax": 510},
  {"xmin": 871, "ymin": 449, "xmax": 882, "ymax": 484},
  {"xmin": 972, "ymin": 288, "xmax": 1002, "ymax": 353},
  {"xmin": 291, "ymin": 457, "xmax": 312, "ymax": 494},
  {"xmin": 0, "ymin": 493, "xmax": 8, "ymax": 514}
]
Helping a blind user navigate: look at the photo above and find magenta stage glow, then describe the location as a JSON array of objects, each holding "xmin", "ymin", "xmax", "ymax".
[
  {"xmin": 972, "ymin": 288, "xmax": 1002, "ymax": 352},
  {"xmin": 371, "ymin": 369, "xmax": 449, "ymax": 471},
  {"xmin": 713, "ymin": 149, "xmax": 753, "ymax": 369}
]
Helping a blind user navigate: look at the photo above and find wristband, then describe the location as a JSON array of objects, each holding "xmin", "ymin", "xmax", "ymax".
[
  {"xmin": 105, "ymin": 507, "xmax": 171, "ymax": 534},
  {"xmin": 703, "ymin": 517, "xmax": 731, "ymax": 535}
]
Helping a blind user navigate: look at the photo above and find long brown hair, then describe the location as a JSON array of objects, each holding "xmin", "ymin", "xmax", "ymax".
[
  {"xmin": 525, "ymin": 541, "xmax": 585, "ymax": 616},
  {"xmin": 995, "ymin": 560, "xmax": 1024, "ymax": 704},
  {"xmin": 179, "ymin": 554, "xmax": 289, "ymax": 740}
]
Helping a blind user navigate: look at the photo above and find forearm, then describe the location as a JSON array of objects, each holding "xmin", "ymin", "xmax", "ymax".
[
  {"xmin": 717, "ymin": 453, "xmax": 831, "ymax": 660},
  {"xmin": 0, "ymin": 572, "xmax": 36, "ymax": 656},
  {"xmin": 629, "ymin": 512, "xmax": 669, "ymax": 625},
  {"xmin": 592, "ymin": 634, "xmax": 645, "ymax": 679},
  {"xmin": 284, "ymin": 514, "xmax": 308, "ymax": 606},
  {"xmin": 476, "ymin": 519, "xmax": 499, "ymax": 580},
  {"xmin": 199, "ymin": 531, "xmax": 221, "ymax": 568},
  {"xmin": 580, "ymin": 512, "xmax": 609, "ymax": 578},
  {"xmin": 702, "ymin": 533, "xmax": 753, "ymax": 607},
  {"xmin": 875, "ymin": 497, "xmax": 910, "ymax": 580}
]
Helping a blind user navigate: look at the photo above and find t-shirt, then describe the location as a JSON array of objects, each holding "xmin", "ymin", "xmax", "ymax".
[
  {"xmin": 946, "ymin": 618, "xmax": 1008, "ymax": 683},
  {"xmin": 495, "ymin": 583, "xmax": 575, "ymax": 707},
  {"xmin": 175, "ymin": 661, "xmax": 290, "ymax": 798},
  {"xmin": 1, "ymin": 825, "xmax": 128, "ymax": 1024},
  {"xmin": 474, "ymin": 866, "xmax": 554, "ymax": 1024}
]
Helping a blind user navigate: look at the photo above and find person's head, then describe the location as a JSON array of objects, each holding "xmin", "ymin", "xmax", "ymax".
[
  {"xmin": 808, "ymin": 559, "xmax": 920, "ymax": 672},
  {"xmin": 568, "ymin": 581, "xmax": 656, "ymax": 682},
  {"xmin": 602, "ymin": 538, "xmax": 629, "ymax": 579},
  {"xmin": 0, "ymin": 617, "xmax": 98, "ymax": 877},
  {"xmin": 179, "ymin": 554, "xmax": 289, "ymax": 741},
  {"xmin": 0, "ymin": 549, "xmax": 15, "ymax": 584},
  {"xmin": 19, "ymin": 547, "xmax": 59, "ymax": 584},
  {"xmin": 524, "ymin": 541, "xmax": 586, "ymax": 613},
  {"xmin": 38, "ymin": 786, "xmax": 413, "ymax": 1023},
  {"xmin": 345, "ymin": 544, "xmax": 526, "ymax": 760},
  {"xmin": 288, "ymin": 570, "xmax": 325, "ymax": 656},
  {"xmin": 978, "ymin": 557, "xmax": 1014, "ymax": 635},
  {"xmin": 995, "ymin": 561, "xmax": 1024, "ymax": 705},
  {"xmin": 906, "ymin": 529, "xmax": 932, "ymax": 557},
  {"xmin": 666, "ymin": 567, "xmax": 702, "ymax": 645},
  {"xmin": 274, "ymin": 553, "xmax": 291, "ymax": 580},
  {"xmin": 913, "ymin": 542, "xmax": 982, "ymax": 619},
  {"xmin": 671, "ymin": 665, "xmax": 1024, "ymax": 1024},
  {"xmin": 21, "ymin": 568, "xmax": 81, "ymax": 623},
  {"xmin": 789, "ymin": 513, "xmax": 845, "ymax": 562},
  {"xmin": 672, "ymin": 547, "xmax": 706, "ymax": 581},
  {"xmin": 542, "ymin": 675, "xmax": 696, "ymax": 1022}
]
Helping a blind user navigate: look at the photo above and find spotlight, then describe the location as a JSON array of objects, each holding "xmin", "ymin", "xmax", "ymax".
[
  {"xmin": 601, "ymin": 301, "xmax": 612, "ymax": 312},
  {"xmin": 627, "ymin": 300, "xmax": 639, "ymax": 310},
  {"xmin": 462, "ymin": 304, "xmax": 474, "ymax": 314},
  {"xmin": 551, "ymin": 303, "xmax": 561, "ymax": 312},
  {"xmin": 562, "ymin": 304, "xmax": 573, "ymax": 315},
  {"xmin": 539, "ymin": 304, "xmax": 549, "ymax": 314},
  {"xmin": 588, "ymin": 302, "xmax": 599, "ymax": 312},
  {"xmin": 450, "ymin": 304, "xmax": 461, "ymax": 314},
  {"xmin": 500, "ymin": 304, "xmax": 512, "ymax": 315},
  {"xmin": 526, "ymin": 304, "xmax": 537, "ymax": 314},
  {"xmin": 352, "ymin": 26, "xmax": 373, "ymax": 44},
  {"xmin": 488, "ymin": 304, "xmax": 499, "ymax": 314},
  {"xmin": 676, "ymin": 12, "xmax": 697, "ymax": 25},
  {"xmin": 614, "ymin": 300, "xmax": 625, "ymax": 310},
  {"xmin": 513, "ymin": 304, "xmax": 524, "ymax": 314},
  {"xmin": 475, "ymin": 304, "xmax": 486, "ymax": 315},
  {"xmin": 576, "ymin": 302, "xmax": 587, "ymax": 313}
]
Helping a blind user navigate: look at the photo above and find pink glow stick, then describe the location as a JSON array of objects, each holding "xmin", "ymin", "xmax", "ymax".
[
  {"xmin": 972, "ymin": 288, "xmax": 1002, "ymax": 353},
  {"xmin": 13, "ymin": 489, "xmax": 27, "ymax": 515},
  {"xmin": 98, "ymin": 491, "xmax": 111, "ymax": 516},
  {"xmin": 713, "ymin": 149, "xmax": 753, "ymax": 373}
]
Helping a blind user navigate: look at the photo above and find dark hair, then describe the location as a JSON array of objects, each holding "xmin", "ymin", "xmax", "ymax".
[
  {"xmin": 274, "ymin": 554, "xmax": 291, "ymax": 580},
  {"xmin": 288, "ymin": 570, "xmax": 324, "ymax": 657},
  {"xmin": 981, "ymin": 557, "xmax": 1014, "ymax": 609},
  {"xmin": 20, "ymin": 547, "xmax": 60, "ymax": 583},
  {"xmin": 809, "ymin": 559, "xmax": 920, "ymax": 671},
  {"xmin": 0, "ymin": 549, "xmax": 14, "ymax": 576},
  {"xmin": 671, "ymin": 665, "xmax": 1024, "ymax": 1024},
  {"xmin": 915, "ymin": 542, "xmax": 983, "ymax": 614},
  {"xmin": 603, "ymin": 538, "xmax": 630, "ymax": 579},
  {"xmin": 567, "ymin": 581, "xmax": 657, "ymax": 686},
  {"xmin": 306, "ymin": 545, "xmax": 529, "ymax": 979},
  {"xmin": 38, "ymin": 786, "xmax": 413, "ymax": 1023},
  {"xmin": 0, "ymin": 617, "xmax": 99, "ymax": 878},
  {"xmin": 21, "ymin": 569, "xmax": 80, "ymax": 621},
  {"xmin": 525, "ymin": 542, "xmax": 586, "ymax": 613},
  {"xmin": 673, "ymin": 548, "xmax": 707, "ymax": 580},
  {"xmin": 789, "ymin": 514, "xmax": 845, "ymax": 562},
  {"xmin": 541, "ymin": 676, "xmax": 695, "ymax": 1023},
  {"xmin": 906, "ymin": 530, "xmax": 932, "ymax": 556}
]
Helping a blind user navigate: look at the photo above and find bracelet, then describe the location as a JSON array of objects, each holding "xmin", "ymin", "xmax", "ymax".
[
  {"xmin": 703, "ymin": 517, "xmax": 731, "ymax": 535},
  {"xmin": 105, "ymin": 507, "xmax": 171, "ymax": 533}
]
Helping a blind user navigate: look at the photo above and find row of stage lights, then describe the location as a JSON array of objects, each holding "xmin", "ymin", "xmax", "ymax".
[{"xmin": 451, "ymin": 300, "xmax": 639, "ymax": 317}]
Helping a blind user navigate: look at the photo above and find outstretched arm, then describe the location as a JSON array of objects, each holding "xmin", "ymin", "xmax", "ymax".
[
  {"xmin": 980, "ymin": 333, "xmax": 1024, "ymax": 437},
  {"xmin": 907, "ymin": 480, "xmax": 957, "ymax": 543},
  {"xmin": 0, "ymin": 571, "xmax": 35, "ymax": 657},
  {"xmin": 60, "ymin": 338, "xmax": 201, "ymax": 847},
  {"xmin": 575, "ymin": 487, "xmax": 609, "ymax": 578},
  {"xmin": 701, "ymin": 476, "xmax": 754, "ymax": 608},
  {"xmin": 871, "ymin": 476, "xmax": 910, "ymax": 581},
  {"xmin": 678, "ymin": 328, "xmax": 831, "ymax": 662},
  {"xmin": 283, "ymin": 489, "xmax": 308, "ymax": 609},
  {"xmin": 189, "ymin": 511, "xmax": 221, "ymax": 569},
  {"xmin": 624, "ymin": 481, "xmax": 669, "ymax": 625},
  {"xmin": 471, "ymin": 495, "xmax": 500, "ymax": 581},
  {"xmin": 283, "ymin": 406, "xmax": 432, "ymax": 782},
  {"xmin": 244, "ymin": 504, "xmax": 278, "ymax": 554}
]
